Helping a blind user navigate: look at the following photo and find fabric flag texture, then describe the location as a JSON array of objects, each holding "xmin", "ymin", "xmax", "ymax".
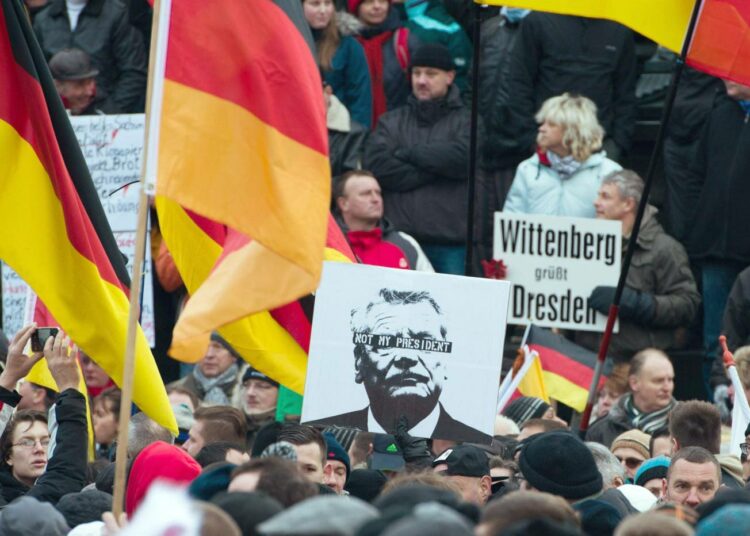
[
  {"xmin": 687, "ymin": 0, "xmax": 750, "ymax": 86},
  {"xmin": 721, "ymin": 337, "xmax": 750, "ymax": 459},
  {"xmin": 149, "ymin": 0, "xmax": 332, "ymax": 360},
  {"xmin": 0, "ymin": 0, "xmax": 176, "ymax": 434},
  {"xmin": 526, "ymin": 325, "xmax": 610, "ymax": 412},
  {"xmin": 485, "ymin": 0, "xmax": 693, "ymax": 52},
  {"xmin": 497, "ymin": 346, "xmax": 549, "ymax": 412}
]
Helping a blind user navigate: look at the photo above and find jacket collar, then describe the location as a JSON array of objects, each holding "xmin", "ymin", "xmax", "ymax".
[{"xmin": 49, "ymin": 0, "xmax": 105, "ymax": 18}]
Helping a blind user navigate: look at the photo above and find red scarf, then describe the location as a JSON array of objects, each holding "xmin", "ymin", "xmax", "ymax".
[{"xmin": 357, "ymin": 31, "xmax": 393, "ymax": 128}]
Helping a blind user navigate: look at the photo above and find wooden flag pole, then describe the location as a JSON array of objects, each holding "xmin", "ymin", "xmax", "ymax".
[
  {"xmin": 111, "ymin": 0, "xmax": 165, "ymax": 518},
  {"xmin": 578, "ymin": 0, "xmax": 704, "ymax": 437}
]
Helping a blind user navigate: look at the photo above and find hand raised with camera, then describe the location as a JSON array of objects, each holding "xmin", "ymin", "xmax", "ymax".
[
  {"xmin": 0, "ymin": 323, "xmax": 45, "ymax": 390},
  {"xmin": 44, "ymin": 330, "xmax": 80, "ymax": 393}
]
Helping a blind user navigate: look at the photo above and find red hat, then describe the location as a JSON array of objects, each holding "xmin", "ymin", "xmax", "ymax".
[{"xmin": 348, "ymin": 0, "xmax": 390, "ymax": 15}]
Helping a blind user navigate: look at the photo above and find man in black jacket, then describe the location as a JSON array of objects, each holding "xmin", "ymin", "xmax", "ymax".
[
  {"xmin": 364, "ymin": 43, "xmax": 470, "ymax": 275},
  {"xmin": 34, "ymin": 0, "xmax": 147, "ymax": 113},
  {"xmin": 683, "ymin": 80, "xmax": 750, "ymax": 395},
  {"xmin": 0, "ymin": 325, "xmax": 87, "ymax": 505}
]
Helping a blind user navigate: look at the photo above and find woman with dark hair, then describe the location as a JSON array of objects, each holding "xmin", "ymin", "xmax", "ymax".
[
  {"xmin": 93, "ymin": 387, "xmax": 121, "ymax": 459},
  {"xmin": 303, "ymin": 0, "xmax": 372, "ymax": 128}
]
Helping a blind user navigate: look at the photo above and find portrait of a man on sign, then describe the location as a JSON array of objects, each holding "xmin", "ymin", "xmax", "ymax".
[{"xmin": 305, "ymin": 282, "xmax": 496, "ymax": 443}]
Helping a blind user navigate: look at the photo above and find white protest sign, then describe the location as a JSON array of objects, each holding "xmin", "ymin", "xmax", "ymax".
[
  {"xmin": 494, "ymin": 212, "xmax": 621, "ymax": 332},
  {"xmin": 301, "ymin": 262, "xmax": 511, "ymax": 443},
  {"xmin": 1, "ymin": 115, "xmax": 154, "ymax": 345}
]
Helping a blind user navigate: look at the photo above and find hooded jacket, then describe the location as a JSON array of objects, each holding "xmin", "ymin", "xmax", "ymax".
[
  {"xmin": 503, "ymin": 151, "xmax": 621, "ymax": 217},
  {"xmin": 364, "ymin": 84, "xmax": 469, "ymax": 245}
]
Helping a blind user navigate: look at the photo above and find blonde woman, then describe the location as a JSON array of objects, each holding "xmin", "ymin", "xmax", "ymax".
[{"xmin": 503, "ymin": 93, "xmax": 621, "ymax": 217}]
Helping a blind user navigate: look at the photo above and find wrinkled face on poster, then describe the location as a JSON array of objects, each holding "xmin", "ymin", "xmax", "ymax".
[{"xmin": 350, "ymin": 289, "xmax": 452, "ymax": 420}]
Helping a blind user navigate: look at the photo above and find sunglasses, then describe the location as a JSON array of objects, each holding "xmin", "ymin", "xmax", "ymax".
[{"xmin": 616, "ymin": 456, "xmax": 644, "ymax": 470}]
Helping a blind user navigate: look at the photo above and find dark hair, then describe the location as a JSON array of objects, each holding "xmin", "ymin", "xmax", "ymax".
[
  {"xmin": 231, "ymin": 457, "xmax": 318, "ymax": 507},
  {"xmin": 195, "ymin": 441, "xmax": 246, "ymax": 468},
  {"xmin": 167, "ymin": 386, "xmax": 201, "ymax": 411},
  {"xmin": 0, "ymin": 410, "xmax": 48, "ymax": 466},
  {"xmin": 668, "ymin": 401, "xmax": 721, "ymax": 454},
  {"xmin": 333, "ymin": 169, "xmax": 377, "ymax": 202},
  {"xmin": 479, "ymin": 491, "xmax": 580, "ymax": 535},
  {"xmin": 94, "ymin": 387, "xmax": 121, "ymax": 417},
  {"xmin": 667, "ymin": 446, "xmax": 720, "ymax": 482},
  {"xmin": 521, "ymin": 419, "xmax": 567, "ymax": 434},
  {"xmin": 649, "ymin": 427, "xmax": 671, "ymax": 457},
  {"xmin": 194, "ymin": 406, "xmax": 247, "ymax": 446},
  {"xmin": 277, "ymin": 423, "xmax": 327, "ymax": 465},
  {"xmin": 349, "ymin": 431, "xmax": 374, "ymax": 466}
]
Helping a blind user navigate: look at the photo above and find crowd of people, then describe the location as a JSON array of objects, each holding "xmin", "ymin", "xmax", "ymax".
[{"xmin": 2, "ymin": 0, "xmax": 750, "ymax": 534}]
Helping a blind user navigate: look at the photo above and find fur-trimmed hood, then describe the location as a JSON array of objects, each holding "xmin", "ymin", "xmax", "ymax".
[{"xmin": 337, "ymin": 10, "xmax": 364, "ymax": 36}]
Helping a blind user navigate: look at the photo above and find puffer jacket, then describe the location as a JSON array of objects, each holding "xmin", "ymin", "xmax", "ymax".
[
  {"xmin": 576, "ymin": 205, "xmax": 701, "ymax": 362},
  {"xmin": 33, "ymin": 0, "xmax": 147, "ymax": 113},
  {"xmin": 363, "ymin": 84, "xmax": 469, "ymax": 245},
  {"xmin": 503, "ymin": 151, "xmax": 621, "ymax": 217}
]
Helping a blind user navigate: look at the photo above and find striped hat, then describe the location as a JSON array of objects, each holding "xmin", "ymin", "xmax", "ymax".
[{"xmin": 502, "ymin": 397, "xmax": 551, "ymax": 427}]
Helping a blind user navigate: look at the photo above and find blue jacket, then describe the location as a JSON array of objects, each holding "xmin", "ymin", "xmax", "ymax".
[
  {"xmin": 324, "ymin": 35, "xmax": 373, "ymax": 128},
  {"xmin": 503, "ymin": 151, "xmax": 621, "ymax": 217}
]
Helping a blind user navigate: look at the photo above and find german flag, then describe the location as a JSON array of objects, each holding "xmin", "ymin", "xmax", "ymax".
[
  {"xmin": 687, "ymin": 0, "xmax": 750, "ymax": 86},
  {"xmin": 156, "ymin": 197, "xmax": 354, "ymax": 393},
  {"xmin": 149, "ymin": 0, "xmax": 333, "ymax": 363},
  {"xmin": 526, "ymin": 325, "xmax": 611, "ymax": 412},
  {"xmin": 0, "ymin": 0, "xmax": 176, "ymax": 433}
]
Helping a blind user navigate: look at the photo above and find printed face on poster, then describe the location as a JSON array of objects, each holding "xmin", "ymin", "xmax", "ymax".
[
  {"xmin": 494, "ymin": 212, "xmax": 621, "ymax": 332},
  {"xmin": 301, "ymin": 262, "xmax": 511, "ymax": 443}
]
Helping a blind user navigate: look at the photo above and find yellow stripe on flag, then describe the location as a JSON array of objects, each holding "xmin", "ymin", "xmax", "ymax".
[
  {"xmin": 484, "ymin": 0, "xmax": 692, "ymax": 52},
  {"xmin": 518, "ymin": 352, "xmax": 550, "ymax": 403},
  {"xmin": 542, "ymin": 371, "xmax": 590, "ymax": 412}
]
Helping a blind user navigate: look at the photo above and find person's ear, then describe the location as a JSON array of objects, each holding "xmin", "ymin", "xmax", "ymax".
[
  {"xmin": 354, "ymin": 352, "xmax": 364, "ymax": 384},
  {"xmin": 479, "ymin": 475, "xmax": 492, "ymax": 501},
  {"xmin": 446, "ymin": 70, "xmax": 456, "ymax": 86},
  {"xmin": 671, "ymin": 436, "xmax": 679, "ymax": 455},
  {"xmin": 613, "ymin": 475, "xmax": 625, "ymax": 487}
]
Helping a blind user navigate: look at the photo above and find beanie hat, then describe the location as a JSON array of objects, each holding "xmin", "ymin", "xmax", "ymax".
[
  {"xmin": 634, "ymin": 456, "xmax": 670, "ymax": 487},
  {"xmin": 611, "ymin": 430, "xmax": 651, "ymax": 460},
  {"xmin": 211, "ymin": 491, "xmax": 283, "ymax": 534},
  {"xmin": 697, "ymin": 504, "xmax": 750, "ymax": 536},
  {"xmin": 502, "ymin": 396, "xmax": 551, "ymax": 426},
  {"xmin": 0, "ymin": 497, "xmax": 69, "ymax": 536},
  {"xmin": 242, "ymin": 366, "xmax": 279, "ymax": 387},
  {"xmin": 617, "ymin": 484, "xmax": 657, "ymax": 512},
  {"xmin": 574, "ymin": 499, "xmax": 623, "ymax": 536},
  {"xmin": 56, "ymin": 490, "xmax": 113, "ymax": 528},
  {"xmin": 188, "ymin": 462, "xmax": 235, "ymax": 501},
  {"xmin": 345, "ymin": 469, "xmax": 388, "ymax": 503},
  {"xmin": 210, "ymin": 332, "xmax": 242, "ymax": 361},
  {"xmin": 519, "ymin": 431, "xmax": 603, "ymax": 500},
  {"xmin": 348, "ymin": 0, "xmax": 389, "ymax": 15},
  {"xmin": 324, "ymin": 432, "xmax": 352, "ymax": 479},
  {"xmin": 409, "ymin": 43, "xmax": 454, "ymax": 72}
]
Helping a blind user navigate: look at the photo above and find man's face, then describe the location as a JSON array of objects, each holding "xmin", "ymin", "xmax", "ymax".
[
  {"xmin": 80, "ymin": 352, "xmax": 110, "ymax": 388},
  {"xmin": 411, "ymin": 66, "xmax": 455, "ymax": 101},
  {"xmin": 182, "ymin": 420, "xmax": 206, "ymax": 457},
  {"xmin": 612, "ymin": 446, "xmax": 646, "ymax": 480},
  {"xmin": 54, "ymin": 78, "xmax": 96, "ymax": 115},
  {"xmin": 358, "ymin": 0, "xmax": 388, "ymax": 26},
  {"xmin": 7, "ymin": 421, "xmax": 49, "ymax": 486},
  {"xmin": 243, "ymin": 379, "xmax": 279, "ymax": 416},
  {"xmin": 643, "ymin": 477, "xmax": 664, "ymax": 499},
  {"xmin": 16, "ymin": 382, "xmax": 44, "ymax": 411},
  {"xmin": 630, "ymin": 355, "xmax": 674, "ymax": 413},
  {"xmin": 355, "ymin": 301, "xmax": 447, "ymax": 406},
  {"xmin": 724, "ymin": 80, "xmax": 750, "ymax": 101},
  {"xmin": 337, "ymin": 175, "xmax": 383, "ymax": 227},
  {"xmin": 594, "ymin": 183, "xmax": 633, "ymax": 222},
  {"xmin": 434, "ymin": 470, "xmax": 490, "ymax": 505},
  {"xmin": 199, "ymin": 341, "xmax": 236, "ymax": 378},
  {"xmin": 323, "ymin": 459, "xmax": 347, "ymax": 494},
  {"xmin": 294, "ymin": 442, "xmax": 325, "ymax": 483},
  {"xmin": 663, "ymin": 459, "xmax": 719, "ymax": 508}
]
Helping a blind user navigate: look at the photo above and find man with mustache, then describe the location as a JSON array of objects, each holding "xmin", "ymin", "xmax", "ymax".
[{"xmin": 311, "ymin": 288, "xmax": 489, "ymax": 442}]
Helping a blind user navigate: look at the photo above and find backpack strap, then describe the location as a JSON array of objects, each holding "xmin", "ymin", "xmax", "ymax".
[{"xmin": 393, "ymin": 27, "xmax": 411, "ymax": 72}]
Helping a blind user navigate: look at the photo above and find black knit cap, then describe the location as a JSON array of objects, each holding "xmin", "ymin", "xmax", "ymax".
[
  {"xmin": 409, "ymin": 43, "xmax": 454, "ymax": 72},
  {"xmin": 519, "ymin": 431, "xmax": 603, "ymax": 500},
  {"xmin": 242, "ymin": 366, "xmax": 279, "ymax": 387}
]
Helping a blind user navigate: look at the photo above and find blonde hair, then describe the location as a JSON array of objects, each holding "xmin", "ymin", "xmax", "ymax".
[
  {"xmin": 734, "ymin": 345, "xmax": 750, "ymax": 390},
  {"xmin": 535, "ymin": 93, "xmax": 604, "ymax": 162}
]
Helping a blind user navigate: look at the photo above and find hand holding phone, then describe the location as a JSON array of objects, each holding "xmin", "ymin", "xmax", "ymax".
[{"xmin": 31, "ymin": 327, "xmax": 59, "ymax": 353}]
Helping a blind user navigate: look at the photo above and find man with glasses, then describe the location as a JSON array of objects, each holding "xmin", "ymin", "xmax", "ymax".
[{"xmin": 610, "ymin": 429, "xmax": 650, "ymax": 482}]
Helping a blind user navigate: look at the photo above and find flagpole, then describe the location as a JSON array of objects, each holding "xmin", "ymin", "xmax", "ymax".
[
  {"xmin": 111, "ymin": 0, "xmax": 167, "ymax": 518},
  {"xmin": 578, "ymin": 0, "xmax": 705, "ymax": 437},
  {"xmin": 464, "ymin": 2, "xmax": 484, "ymax": 275}
]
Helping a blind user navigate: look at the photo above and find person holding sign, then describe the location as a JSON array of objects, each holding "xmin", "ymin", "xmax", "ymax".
[
  {"xmin": 576, "ymin": 170, "xmax": 700, "ymax": 362},
  {"xmin": 308, "ymin": 288, "xmax": 490, "ymax": 443},
  {"xmin": 503, "ymin": 93, "xmax": 621, "ymax": 218}
]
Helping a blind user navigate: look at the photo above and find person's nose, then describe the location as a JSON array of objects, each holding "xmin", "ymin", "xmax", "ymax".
[{"xmin": 685, "ymin": 488, "xmax": 700, "ymax": 507}]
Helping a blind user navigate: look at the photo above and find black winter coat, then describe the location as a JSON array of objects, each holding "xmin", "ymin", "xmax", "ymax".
[
  {"xmin": 495, "ymin": 13, "xmax": 637, "ymax": 164},
  {"xmin": 685, "ymin": 94, "xmax": 750, "ymax": 263},
  {"xmin": 34, "ymin": 0, "xmax": 148, "ymax": 113},
  {"xmin": 364, "ymin": 85, "xmax": 470, "ymax": 245}
]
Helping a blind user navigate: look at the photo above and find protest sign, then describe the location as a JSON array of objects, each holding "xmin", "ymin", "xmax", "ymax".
[
  {"xmin": 1, "ymin": 115, "xmax": 154, "ymax": 344},
  {"xmin": 301, "ymin": 262, "xmax": 511, "ymax": 442},
  {"xmin": 494, "ymin": 212, "xmax": 621, "ymax": 332}
]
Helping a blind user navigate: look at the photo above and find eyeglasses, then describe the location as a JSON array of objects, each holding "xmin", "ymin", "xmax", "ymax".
[
  {"xmin": 13, "ymin": 437, "xmax": 51, "ymax": 449},
  {"xmin": 616, "ymin": 456, "xmax": 644, "ymax": 470}
]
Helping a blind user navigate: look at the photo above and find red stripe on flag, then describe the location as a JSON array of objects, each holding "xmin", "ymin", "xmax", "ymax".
[{"xmin": 529, "ymin": 343, "xmax": 600, "ymax": 390}]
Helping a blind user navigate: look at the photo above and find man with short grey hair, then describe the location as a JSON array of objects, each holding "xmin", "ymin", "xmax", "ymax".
[
  {"xmin": 576, "ymin": 169, "xmax": 700, "ymax": 362},
  {"xmin": 586, "ymin": 442, "xmax": 625, "ymax": 489}
]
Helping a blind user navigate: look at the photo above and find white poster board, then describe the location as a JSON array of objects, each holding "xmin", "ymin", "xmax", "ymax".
[
  {"xmin": 1, "ymin": 114, "xmax": 154, "ymax": 345},
  {"xmin": 301, "ymin": 262, "xmax": 511, "ymax": 443},
  {"xmin": 494, "ymin": 212, "xmax": 621, "ymax": 332}
]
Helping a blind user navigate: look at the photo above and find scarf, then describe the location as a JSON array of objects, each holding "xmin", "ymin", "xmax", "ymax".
[
  {"xmin": 357, "ymin": 31, "xmax": 393, "ymax": 128},
  {"xmin": 623, "ymin": 393, "xmax": 677, "ymax": 434},
  {"xmin": 192, "ymin": 363, "xmax": 239, "ymax": 405},
  {"xmin": 547, "ymin": 151, "xmax": 583, "ymax": 180}
]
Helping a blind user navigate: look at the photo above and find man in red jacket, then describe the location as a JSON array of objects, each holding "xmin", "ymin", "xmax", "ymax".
[{"xmin": 334, "ymin": 170, "xmax": 433, "ymax": 272}]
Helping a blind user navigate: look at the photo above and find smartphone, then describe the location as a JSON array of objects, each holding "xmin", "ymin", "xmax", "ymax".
[{"xmin": 30, "ymin": 327, "xmax": 59, "ymax": 352}]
